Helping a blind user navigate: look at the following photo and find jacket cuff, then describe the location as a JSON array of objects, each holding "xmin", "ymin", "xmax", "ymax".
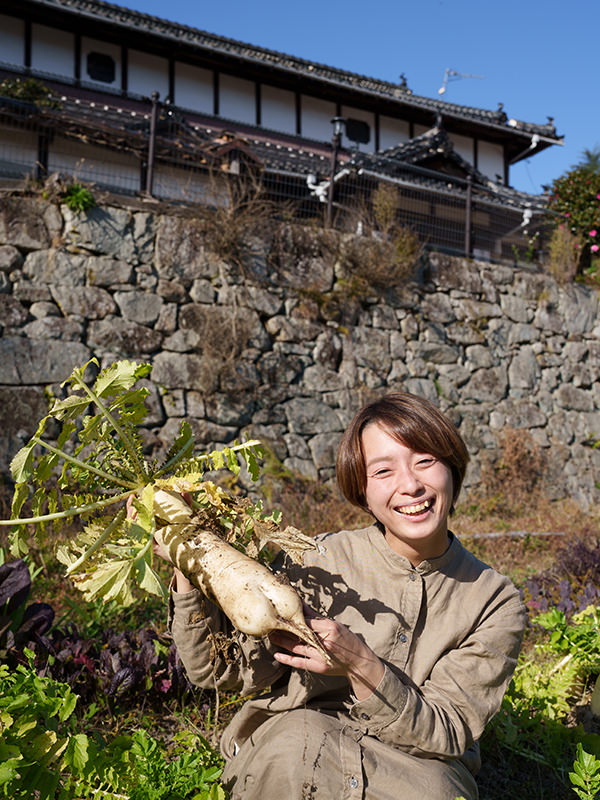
[
  {"xmin": 348, "ymin": 664, "xmax": 408, "ymax": 732},
  {"xmin": 167, "ymin": 581, "xmax": 207, "ymax": 631}
]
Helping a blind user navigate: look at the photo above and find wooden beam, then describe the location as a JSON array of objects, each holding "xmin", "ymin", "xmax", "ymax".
[
  {"xmin": 213, "ymin": 70, "xmax": 219, "ymax": 115},
  {"xmin": 121, "ymin": 45, "xmax": 128, "ymax": 94},
  {"xmin": 74, "ymin": 33, "xmax": 81, "ymax": 84},
  {"xmin": 295, "ymin": 91, "xmax": 301, "ymax": 135},
  {"xmin": 24, "ymin": 19, "xmax": 31, "ymax": 68}
]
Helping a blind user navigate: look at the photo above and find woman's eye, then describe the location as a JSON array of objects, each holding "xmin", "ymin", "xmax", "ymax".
[{"xmin": 417, "ymin": 457, "xmax": 436, "ymax": 466}]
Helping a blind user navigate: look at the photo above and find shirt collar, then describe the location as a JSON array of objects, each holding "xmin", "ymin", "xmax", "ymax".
[{"xmin": 366, "ymin": 524, "xmax": 462, "ymax": 575}]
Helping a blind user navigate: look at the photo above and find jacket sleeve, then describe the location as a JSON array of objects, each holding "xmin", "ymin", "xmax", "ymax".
[
  {"xmin": 346, "ymin": 592, "xmax": 526, "ymax": 759},
  {"xmin": 168, "ymin": 585, "xmax": 288, "ymax": 695}
]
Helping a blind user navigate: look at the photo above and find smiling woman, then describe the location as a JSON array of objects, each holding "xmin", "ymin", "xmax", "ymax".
[
  {"xmin": 165, "ymin": 392, "xmax": 526, "ymax": 800},
  {"xmin": 339, "ymin": 392, "xmax": 469, "ymax": 565}
]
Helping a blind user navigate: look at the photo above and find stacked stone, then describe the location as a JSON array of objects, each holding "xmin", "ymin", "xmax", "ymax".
[{"xmin": 0, "ymin": 195, "xmax": 599, "ymax": 506}]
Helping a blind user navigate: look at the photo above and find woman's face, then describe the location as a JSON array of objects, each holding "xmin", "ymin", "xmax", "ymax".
[{"xmin": 361, "ymin": 422, "xmax": 454, "ymax": 565}]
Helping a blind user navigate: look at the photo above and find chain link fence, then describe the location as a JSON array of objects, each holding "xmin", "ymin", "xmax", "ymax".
[{"xmin": 0, "ymin": 88, "xmax": 552, "ymax": 266}]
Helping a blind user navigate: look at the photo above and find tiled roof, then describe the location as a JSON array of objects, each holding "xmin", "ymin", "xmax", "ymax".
[
  {"xmin": 27, "ymin": 0, "xmax": 561, "ymax": 142},
  {"xmin": 348, "ymin": 128, "xmax": 547, "ymax": 210},
  {"xmin": 0, "ymin": 89, "xmax": 546, "ymax": 212}
]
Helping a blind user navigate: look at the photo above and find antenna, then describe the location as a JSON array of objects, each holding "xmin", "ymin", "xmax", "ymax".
[{"xmin": 438, "ymin": 68, "xmax": 485, "ymax": 96}]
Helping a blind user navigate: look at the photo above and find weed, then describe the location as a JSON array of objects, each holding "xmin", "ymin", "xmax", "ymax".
[
  {"xmin": 258, "ymin": 463, "xmax": 371, "ymax": 537},
  {"xmin": 62, "ymin": 183, "xmax": 96, "ymax": 213},
  {"xmin": 339, "ymin": 183, "xmax": 422, "ymax": 293},
  {"xmin": 195, "ymin": 171, "xmax": 285, "ymax": 277},
  {"xmin": 546, "ymin": 225, "xmax": 581, "ymax": 283},
  {"xmin": 570, "ymin": 743, "xmax": 600, "ymax": 799},
  {"xmin": 475, "ymin": 427, "xmax": 548, "ymax": 518}
]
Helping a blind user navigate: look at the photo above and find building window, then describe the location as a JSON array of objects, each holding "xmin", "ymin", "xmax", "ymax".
[{"xmin": 87, "ymin": 52, "xmax": 116, "ymax": 83}]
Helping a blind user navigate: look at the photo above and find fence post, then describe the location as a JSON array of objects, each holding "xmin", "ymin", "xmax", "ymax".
[
  {"xmin": 36, "ymin": 131, "xmax": 50, "ymax": 181},
  {"xmin": 326, "ymin": 117, "xmax": 344, "ymax": 227},
  {"xmin": 464, "ymin": 174, "xmax": 472, "ymax": 257},
  {"xmin": 145, "ymin": 91, "xmax": 159, "ymax": 196}
]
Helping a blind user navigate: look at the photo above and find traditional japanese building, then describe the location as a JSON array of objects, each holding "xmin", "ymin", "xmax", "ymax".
[{"xmin": 0, "ymin": 0, "xmax": 563, "ymax": 258}]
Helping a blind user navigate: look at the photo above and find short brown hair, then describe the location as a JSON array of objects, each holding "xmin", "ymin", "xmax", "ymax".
[{"xmin": 336, "ymin": 392, "xmax": 469, "ymax": 513}]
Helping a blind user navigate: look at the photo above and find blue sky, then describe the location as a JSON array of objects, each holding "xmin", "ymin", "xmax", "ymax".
[{"xmin": 116, "ymin": 0, "xmax": 594, "ymax": 195}]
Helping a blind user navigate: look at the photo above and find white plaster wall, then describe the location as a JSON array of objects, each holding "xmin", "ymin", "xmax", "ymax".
[
  {"xmin": 478, "ymin": 140, "xmax": 504, "ymax": 181},
  {"xmin": 128, "ymin": 49, "xmax": 169, "ymax": 99},
  {"xmin": 261, "ymin": 84, "xmax": 295, "ymax": 135},
  {"xmin": 48, "ymin": 139, "xmax": 140, "ymax": 192},
  {"xmin": 81, "ymin": 37, "xmax": 121, "ymax": 88},
  {"xmin": 301, "ymin": 95, "xmax": 336, "ymax": 142},
  {"xmin": 0, "ymin": 125, "xmax": 38, "ymax": 177},
  {"xmin": 153, "ymin": 166, "xmax": 230, "ymax": 206},
  {"xmin": 31, "ymin": 24, "xmax": 74, "ymax": 78},
  {"xmin": 219, "ymin": 73, "xmax": 256, "ymax": 124},
  {"xmin": 414, "ymin": 123, "xmax": 430, "ymax": 137},
  {"xmin": 379, "ymin": 116, "xmax": 410, "ymax": 150},
  {"xmin": 0, "ymin": 14, "xmax": 25, "ymax": 66},
  {"xmin": 448, "ymin": 133, "xmax": 474, "ymax": 165},
  {"xmin": 341, "ymin": 105, "xmax": 375, "ymax": 152},
  {"xmin": 175, "ymin": 62, "xmax": 213, "ymax": 113}
]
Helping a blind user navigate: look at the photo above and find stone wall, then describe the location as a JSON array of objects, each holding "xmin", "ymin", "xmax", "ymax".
[{"xmin": 1, "ymin": 194, "xmax": 599, "ymax": 506}]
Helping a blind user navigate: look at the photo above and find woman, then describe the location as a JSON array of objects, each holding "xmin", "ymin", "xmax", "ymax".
[{"xmin": 165, "ymin": 393, "xmax": 526, "ymax": 799}]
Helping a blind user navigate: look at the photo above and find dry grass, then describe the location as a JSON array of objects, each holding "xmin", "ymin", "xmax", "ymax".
[{"xmin": 339, "ymin": 183, "xmax": 423, "ymax": 293}]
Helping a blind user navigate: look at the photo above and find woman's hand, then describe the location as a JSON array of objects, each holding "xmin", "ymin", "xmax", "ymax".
[
  {"xmin": 269, "ymin": 604, "xmax": 385, "ymax": 701},
  {"xmin": 146, "ymin": 492, "xmax": 196, "ymax": 594},
  {"xmin": 152, "ymin": 533, "xmax": 195, "ymax": 593}
]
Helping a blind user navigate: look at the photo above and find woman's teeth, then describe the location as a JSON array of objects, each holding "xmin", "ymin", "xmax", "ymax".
[{"xmin": 396, "ymin": 499, "xmax": 432, "ymax": 516}]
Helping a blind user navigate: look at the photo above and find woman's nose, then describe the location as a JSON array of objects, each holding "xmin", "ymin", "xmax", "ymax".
[{"xmin": 395, "ymin": 467, "xmax": 425, "ymax": 496}]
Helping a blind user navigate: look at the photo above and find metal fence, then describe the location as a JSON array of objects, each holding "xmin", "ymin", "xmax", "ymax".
[{"xmin": 0, "ymin": 89, "xmax": 552, "ymax": 266}]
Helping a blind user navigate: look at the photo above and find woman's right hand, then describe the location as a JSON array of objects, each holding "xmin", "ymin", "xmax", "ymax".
[{"xmin": 150, "ymin": 492, "xmax": 196, "ymax": 593}]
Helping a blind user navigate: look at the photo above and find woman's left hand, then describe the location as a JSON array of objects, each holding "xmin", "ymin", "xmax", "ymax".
[{"xmin": 269, "ymin": 604, "xmax": 385, "ymax": 701}]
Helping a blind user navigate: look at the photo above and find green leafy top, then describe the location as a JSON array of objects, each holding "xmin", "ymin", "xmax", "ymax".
[{"xmin": 2, "ymin": 358, "xmax": 268, "ymax": 605}]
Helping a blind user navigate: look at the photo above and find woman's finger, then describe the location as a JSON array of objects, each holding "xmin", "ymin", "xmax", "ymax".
[{"xmin": 302, "ymin": 601, "xmax": 321, "ymax": 619}]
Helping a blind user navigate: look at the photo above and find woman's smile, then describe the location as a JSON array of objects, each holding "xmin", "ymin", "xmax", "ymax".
[{"xmin": 394, "ymin": 497, "xmax": 433, "ymax": 516}]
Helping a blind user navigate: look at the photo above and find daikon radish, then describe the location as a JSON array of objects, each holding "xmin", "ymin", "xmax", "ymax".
[{"xmin": 153, "ymin": 489, "xmax": 331, "ymax": 664}]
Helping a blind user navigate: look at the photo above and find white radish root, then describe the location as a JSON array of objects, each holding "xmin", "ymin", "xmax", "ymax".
[{"xmin": 153, "ymin": 489, "xmax": 332, "ymax": 664}]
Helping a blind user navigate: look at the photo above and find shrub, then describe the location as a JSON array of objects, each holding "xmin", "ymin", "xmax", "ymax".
[
  {"xmin": 548, "ymin": 167, "xmax": 600, "ymax": 279},
  {"xmin": 340, "ymin": 183, "xmax": 422, "ymax": 292},
  {"xmin": 477, "ymin": 428, "xmax": 547, "ymax": 517}
]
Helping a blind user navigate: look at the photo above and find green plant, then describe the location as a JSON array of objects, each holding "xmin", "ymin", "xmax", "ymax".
[
  {"xmin": 61, "ymin": 183, "xmax": 96, "ymax": 214},
  {"xmin": 514, "ymin": 230, "xmax": 541, "ymax": 264},
  {"xmin": 0, "ymin": 652, "xmax": 227, "ymax": 799},
  {"xmin": 570, "ymin": 744, "xmax": 600, "ymax": 800},
  {"xmin": 1, "ymin": 358, "xmax": 322, "ymax": 654},
  {"xmin": 536, "ymin": 606, "xmax": 600, "ymax": 675},
  {"xmin": 0, "ymin": 651, "xmax": 80, "ymax": 798},
  {"xmin": 0, "ymin": 77, "xmax": 62, "ymax": 109},
  {"xmin": 548, "ymin": 167, "xmax": 600, "ymax": 278},
  {"xmin": 125, "ymin": 729, "xmax": 226, "ymax": 800}
]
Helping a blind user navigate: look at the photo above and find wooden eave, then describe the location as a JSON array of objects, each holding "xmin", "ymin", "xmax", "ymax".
[{"xmin": 9, "ymin": 0, "xmax": 559, "ymax": 160}]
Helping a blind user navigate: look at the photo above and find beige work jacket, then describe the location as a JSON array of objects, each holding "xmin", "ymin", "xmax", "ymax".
[{"xmin": 169, "ymin": 526, "xmax": 526, "ymax": 775}]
